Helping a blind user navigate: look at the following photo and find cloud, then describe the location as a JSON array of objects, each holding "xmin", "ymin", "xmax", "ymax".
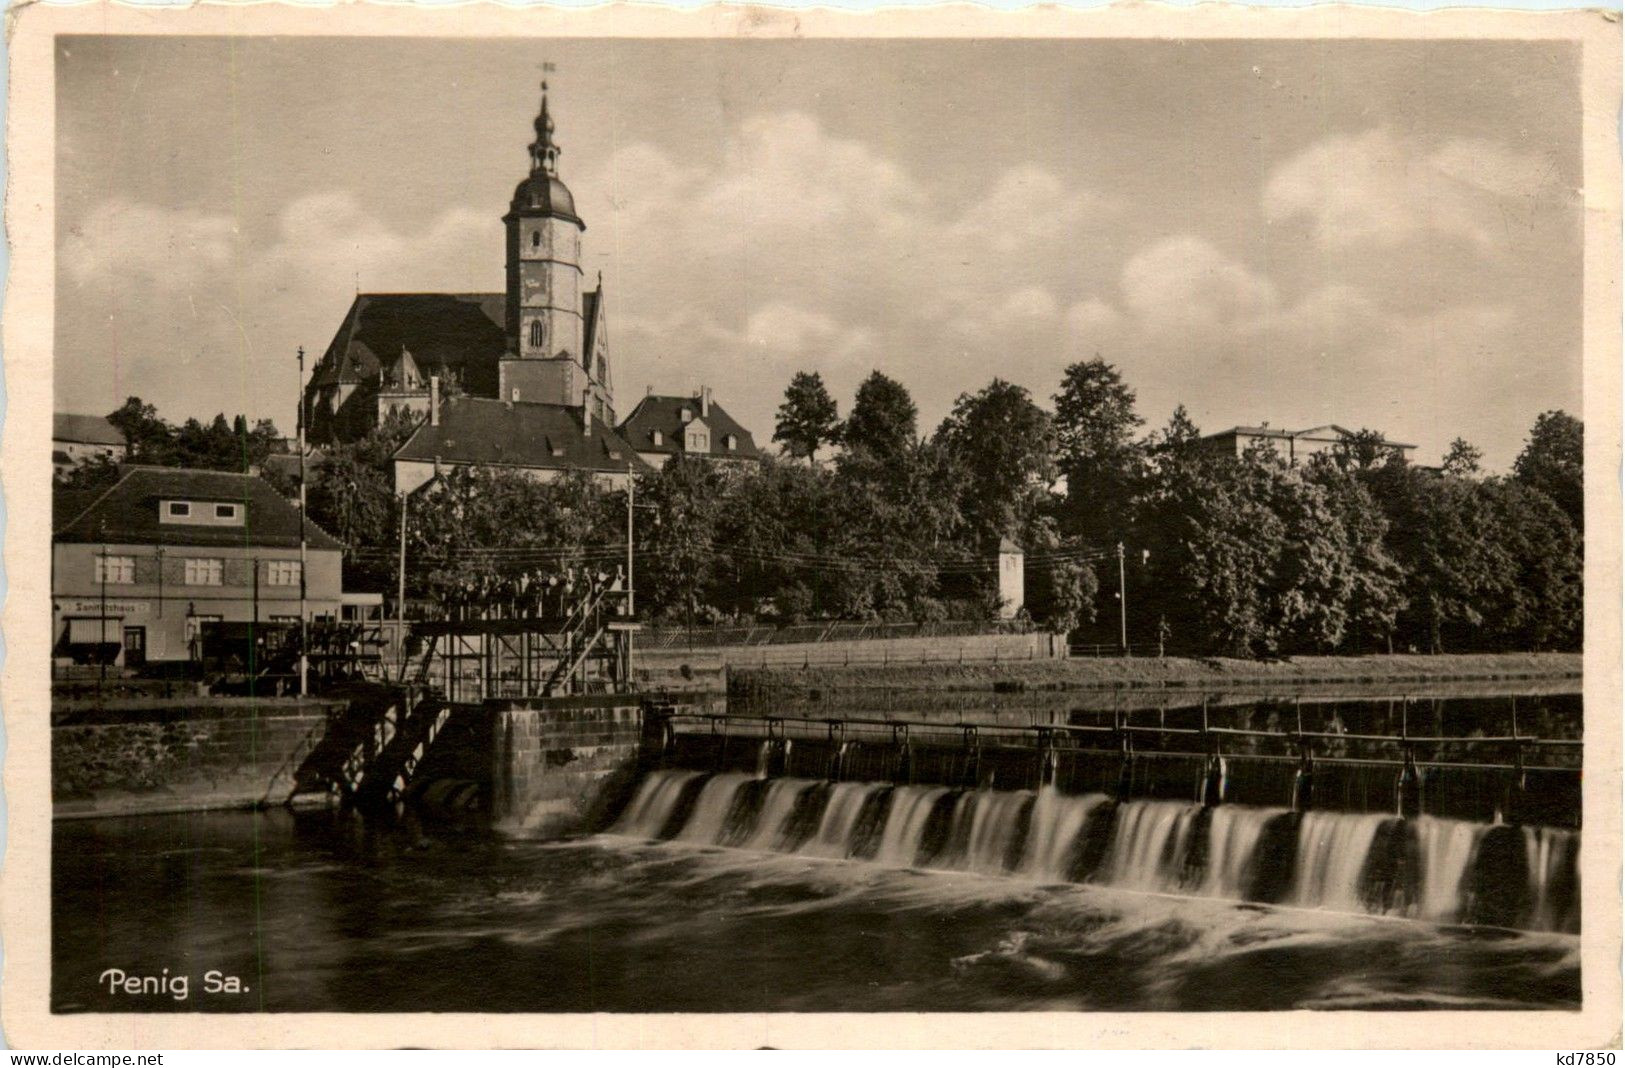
[
  {"xmin": 1263, "ymin": 127, "xmax": 1571, "ymax": 252},
  {"xmin": 572, "ymin": 110, "xmax": 1119, "ymax": 432},
  {"xmin": 57, "ymin": 192, "xmax": 501, "ymax": 422},
  {"xmin": 58, "ymin": 112, "xmax": 1574, "ymax": 473}
]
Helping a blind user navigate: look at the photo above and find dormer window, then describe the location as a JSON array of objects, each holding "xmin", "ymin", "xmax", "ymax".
[
  {"xmin": 724, "ymin": 434, "xmax": 737, "ymax": 451},
  {"xmin": 687, "ymin": 429, "xmax": 709, "ymax": 452},
  {"xmin": 679, "ymin": 408, "xmax": 693, "ymax": 424},
  {"xmin": 161, "ymin": 499, "xmax": 245, "ymax": 527},
  {"xmin": 651, "ymin": 430, "xmax": 664, "ymax": 447}
]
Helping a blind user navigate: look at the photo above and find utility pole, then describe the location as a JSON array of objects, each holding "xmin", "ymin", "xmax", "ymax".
[
  {"xmin": 626, "ymin": 464, "xmax": 635, "ymax": 616},
  {"xmin": 98, "ymin": 521, "xmax": 108, "ymax": 688},
  {"xmin": 296, "ymin": 346, "xmax": 309, "ymax": 697},
  {"xmin": 397, "ymin": 491, "xmax": 409, "ymax": 678},
  {"xmin": 1117, "ymin": 541, "xmax": 1128, "ymax": 655}
]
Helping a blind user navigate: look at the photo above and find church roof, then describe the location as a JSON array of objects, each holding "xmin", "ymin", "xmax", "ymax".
[
  {"xmin": 53, "ymin": 466, "xmax": 343, "ymax": 551},
  {"xmin": 309, "ymin": 293, "xmax": 506, "ymax": 396},
  {"xmin": 394, "ymin": 397, "xmax": 652, "ymax": 475},
  {"xmin": 617, "ymin": 393, "xmax": 762, "ymax": 460},
  {"xmin": 509, "ymin": 175, "xmax": 582, "ymax": 227}
]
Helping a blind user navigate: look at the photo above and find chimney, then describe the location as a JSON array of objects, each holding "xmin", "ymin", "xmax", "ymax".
[
  {"xmin": 701, "ymin": 385, "xmax": 712, "ymax": 418},
  {"xmin": 582, "ymin": 386, "xmax": 593, "ymax": 438},
  {"xmin": 430, "ymin": 375, "xmax": 441, "ymax": 427}
]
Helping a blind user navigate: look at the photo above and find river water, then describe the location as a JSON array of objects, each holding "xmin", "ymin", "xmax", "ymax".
[{"xmin": 53, "ymin": 800, "xmax": 1579, "ymax": 1013}]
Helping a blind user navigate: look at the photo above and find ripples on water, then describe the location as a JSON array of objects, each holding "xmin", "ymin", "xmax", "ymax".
[{"xmin": 51, "ymin": 781, "xmax": 1580, "ymax": 1014}]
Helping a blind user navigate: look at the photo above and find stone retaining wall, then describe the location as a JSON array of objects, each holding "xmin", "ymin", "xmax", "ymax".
[{"xmin": 53, "ymin": 699, "xmax": 342, "ymax": 817}]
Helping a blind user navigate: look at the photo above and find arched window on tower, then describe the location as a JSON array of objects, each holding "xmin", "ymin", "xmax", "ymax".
[
  {"xmin": 530, "ymin": 320, "xmax": 544, "ymax": 349},
  {"xmin": 532, "ymin": 230, "xmax": 541, "ymax": 249}
]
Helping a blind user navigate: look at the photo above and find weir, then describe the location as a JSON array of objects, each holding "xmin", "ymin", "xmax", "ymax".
[
  {"xmin": 610, "ymin": 770, "xmax": 1581, "ymax": 935},
  {"xmin": 644, "ymin": 700, "xmax": 1582, "ymax": 829},
  {"xmin": 601, "ymin": 697, "xmax": 1583, "ymax": 935}
]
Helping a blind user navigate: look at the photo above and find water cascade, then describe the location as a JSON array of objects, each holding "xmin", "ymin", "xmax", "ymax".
[{"xmin": 610, "ymin": 770, "xmax": 1579, "ymax": 934}]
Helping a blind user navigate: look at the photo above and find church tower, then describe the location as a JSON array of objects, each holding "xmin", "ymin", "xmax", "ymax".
[{"xmin": 500, "ymin": 82, "xmax": 613, "ymax": 422}]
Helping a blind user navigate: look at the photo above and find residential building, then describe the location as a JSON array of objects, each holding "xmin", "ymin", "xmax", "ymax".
[
  {"xmin": 52, "ymin": 467, "xmax": 343, "ymax": 667},
  {"xmin": 1198, "ymin": 424, "xmax": 1416, "ymax": 465},
  {"xmin": 53, "ymin": 413, "xmax": 126, "ymax": 476},
  {"xmin": 392, "ymin": 393, "xmax": 650, "ymax": 495},
  {"xmin": 616, "ymin": 387, "xmax": 762, "ymax": 470}
]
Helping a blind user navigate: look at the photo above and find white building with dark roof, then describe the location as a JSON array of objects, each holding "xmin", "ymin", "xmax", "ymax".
[
  {"xmin": 53, "ymin": 413, "xmax": 126, "ymax": 476},
  {"xmin": 616, "ymin": 387, "xmax": 762, "ymax": 470},
  {"xmin": 1199, "ymin": 424, "xmax": 1416, "ymax": 465},
  {"xmin": 52, "ymin": 467, "xmax": 344, "ymax": 666}
]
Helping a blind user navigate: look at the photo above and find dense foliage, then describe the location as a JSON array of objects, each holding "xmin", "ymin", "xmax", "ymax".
[{"xmin": 73, "ymin": 366, "xmax": 1581, "ymax": 655}]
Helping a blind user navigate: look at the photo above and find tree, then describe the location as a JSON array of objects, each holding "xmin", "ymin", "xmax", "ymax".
[
  {"xmin": 843, "ymin": 370, "xmax": 917, "ymax": 461},
  {"xmin": 1135, "ymin": 443, "xmax": 1287, "ymax": 656},
  {"xmin": 1514, "ymin": 410, "xmax": 1583, "ymax": 531},
  {"xmin": 1026, "ymin": 551, "xmax": 1099, "ymax": 635},
  {"xmin": 106, "ymin": 397, "xmax": 174, "ymax": 464},
  {"xmin": 1361, "ymin": 462, "xmax": 1503, "ymax": 654},
  {"xmin": 1052, "ymin": 358, "xmax": 1144, "ymax": 543},
  {"xmin": 1441, "ymin": 438, "xmax": 1484, "ymax": 478},
  {"xmin": 935, "ymin": 379, "xmax": 1058, "ymax": 551},
  {"xmin": 1476, "ymin": 477, "xmax": 1581, "ymax": 650},
  {"xmin": 637, "ymin": 456, "xmax": 726, "ymax": 623},
  {"xmin": 773, "ymin": 371, "xmax": 841, "ymax": 461},
  {"xmin": 1332, "ymin": 428, "xmax": 1400, "ymax": 472}
]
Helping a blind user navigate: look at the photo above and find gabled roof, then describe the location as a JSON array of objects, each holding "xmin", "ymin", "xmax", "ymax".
[
  {"xmin": 380, "ymin": 346, "xmax": 425, "ymax": 393},
  {"xmin": 53, "ymin": 466, "xmax": 344, "ymax": 550},
  {"xmin": 616, "ymin": 393, "xmax": 762, "ymax": 460},
  {"xmin": 54, "ymin": 413, "xmax": 124, "ymax": 447},
  {"xmin": 308, "ymin": 294, "xmax": 506, "ymax": 396},
  {"xmin": 393, "ymin": 397, "xmax": 651, "ymax": 474}
]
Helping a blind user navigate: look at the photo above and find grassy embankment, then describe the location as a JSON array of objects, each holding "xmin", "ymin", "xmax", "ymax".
[{"xmin": 728, "ymin": 651, "xmax": 1582, "ymax": 706}]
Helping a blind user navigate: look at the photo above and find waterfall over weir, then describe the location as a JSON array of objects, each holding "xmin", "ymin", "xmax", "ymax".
[{"xmin": 611, "ymin": 771, "xmax": 1580, "ymax": 934}]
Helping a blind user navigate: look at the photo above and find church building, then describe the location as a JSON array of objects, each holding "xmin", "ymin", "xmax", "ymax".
[{"xmin": 303, "ymin": 84, "xmax": 680, "ymax": 461}]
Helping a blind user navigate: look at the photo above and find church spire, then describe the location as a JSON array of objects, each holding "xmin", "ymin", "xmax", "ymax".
[{"xmin": 529, "ymin": 81, "xmax": 561, "ymax": 177}]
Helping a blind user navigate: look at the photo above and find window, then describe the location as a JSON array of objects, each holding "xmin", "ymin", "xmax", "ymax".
[
  {"xmin": 530, "ymin": 320, "xmax": 544, "ymax": 348},
  {"xmin": 266, "ymin": 560, "xmax": 302, "ymax": 587},
  {"xmin": 215, "ymin": 503, "xmax": 239, "ymax": 521},
  {"xmin": 167, "ymin": 501, "xmax": 191, "ymax": 518},
  {"xmin": 95, "ymin": 554, "xmax": 135, "ymax": 585},
  {"xmin": 687, "ymin": 430, "xmax": 709, "ymax": 452},
  {"xmin": 724, "ymin": 434, "xmax": 737, "ymax": 450},
  {"xmin": 185, "ymin": 614, "xmax": 222, "ymax": 646},
  {"xmin": 531, "ymin": 230, "xmax": 541, "ymax": 248},
  {"xmin": 651, "ymin": 430, "xmax": 664, "ymax": 446},
  {"xmin": 679, "ymin": 408, "xmax": 693, "ymax": 424},
  {"xmin": 184, "ymin": 558, "xmax": 224, "ymax": 586}
]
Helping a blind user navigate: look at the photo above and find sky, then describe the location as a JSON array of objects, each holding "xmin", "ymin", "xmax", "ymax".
[{"xmin": 56, "ymin": 36, "xmax": 1582, "ymax": 470}]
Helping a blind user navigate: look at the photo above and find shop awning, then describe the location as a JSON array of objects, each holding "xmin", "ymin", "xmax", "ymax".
[{"xmin": 66, "ymin": 617, "xmax": 119, "ymax": 644}]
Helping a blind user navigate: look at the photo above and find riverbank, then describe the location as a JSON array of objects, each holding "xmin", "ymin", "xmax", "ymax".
[{"xmin": 728, "ymin": 651, "xmax": 1581, "ymax": 706}]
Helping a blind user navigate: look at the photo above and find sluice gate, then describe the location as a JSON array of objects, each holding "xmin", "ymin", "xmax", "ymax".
[{"xmin": 642, "ymin": 699, "xmax": 1582, "ymax": 829}]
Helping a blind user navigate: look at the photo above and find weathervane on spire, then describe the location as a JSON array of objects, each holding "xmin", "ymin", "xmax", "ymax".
[{"xmin": 530, "ymin": 63, "xmax": 561, "ymax": 177}]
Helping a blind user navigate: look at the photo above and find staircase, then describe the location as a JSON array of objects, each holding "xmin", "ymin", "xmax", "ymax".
[
  {"xmin": 542, "ymin": 583, "xmax": 615, "ymax": 696},
  {"xmin": 288, "ymin": 683, "xmax": 452, "ymax": 810}
]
